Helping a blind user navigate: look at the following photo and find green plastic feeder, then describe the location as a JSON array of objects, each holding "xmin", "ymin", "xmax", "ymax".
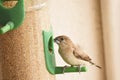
[
  {"xmin": 0, "ymin": 0, "xmax": 25, "ymax": 34},
  {"xmin": 42, "ymin": 30, "xmax": 87, "ymax": 75}
]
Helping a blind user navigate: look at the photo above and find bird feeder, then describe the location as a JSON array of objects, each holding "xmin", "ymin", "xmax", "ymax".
[{"xmin": 0, "ymin": 0, "xmax": 55, "ymax": 80}]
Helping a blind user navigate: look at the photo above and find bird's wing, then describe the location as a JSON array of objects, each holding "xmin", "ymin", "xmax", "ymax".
[
  {"xmin": 73, "ymin": 45, "xmax": 92, "ymax": 61},
  {"xmin": 73, "ymin": 45, "xmax": 102, "ymax": 69}
]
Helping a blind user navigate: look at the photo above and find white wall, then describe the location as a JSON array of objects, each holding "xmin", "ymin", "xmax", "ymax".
[{"xmin": 49, "ymin": 0, "xmax": 105, "ymax": 80}]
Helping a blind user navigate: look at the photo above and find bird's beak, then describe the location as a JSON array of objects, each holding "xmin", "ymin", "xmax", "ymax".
[{"xmin": 54, "ymin": 38, "xmax": 60, "ymax": 44}]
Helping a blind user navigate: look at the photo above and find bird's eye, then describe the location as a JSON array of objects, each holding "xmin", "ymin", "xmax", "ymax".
[{"xmin": 60, "ymin": 37, "xmax": 64, "ymax": 41}]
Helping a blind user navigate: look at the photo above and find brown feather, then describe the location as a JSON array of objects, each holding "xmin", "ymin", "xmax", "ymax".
[
  {"xmin": 73, "ymin": 48, "xmax": 91, "ymax": 61},
  {"xmin": 73, "ymin": 45, "xmax": 102, "ymax": 69}
]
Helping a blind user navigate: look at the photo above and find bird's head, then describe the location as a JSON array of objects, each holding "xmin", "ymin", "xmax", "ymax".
[{"xmin": 54, "ymin": 35, "xmax": 72, "ymax": 46}]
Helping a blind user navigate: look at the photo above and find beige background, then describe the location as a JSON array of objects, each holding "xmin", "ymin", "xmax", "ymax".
[
  {"xmin": 48, "ymin": 0, "xmax": 105, "ymax": 80},
  {"xmin": 101, "ymin": 0, "xmax": 120, "ymax": 80}
]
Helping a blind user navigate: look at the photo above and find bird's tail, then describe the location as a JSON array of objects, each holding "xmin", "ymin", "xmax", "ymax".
[{"xmin": 89, "ymin": 61, "xmax": 102, "ymax": 69}]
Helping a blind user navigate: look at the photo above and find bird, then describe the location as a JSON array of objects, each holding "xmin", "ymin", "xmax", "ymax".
[{"xmin": 54, "ymin": 35, "xmax": 101, "ymax": 72}]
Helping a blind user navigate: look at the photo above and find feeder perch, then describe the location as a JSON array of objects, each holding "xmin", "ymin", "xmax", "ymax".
[{"xmin": 0, "ymin": 0, "xmax": 25, "ymax": 34}]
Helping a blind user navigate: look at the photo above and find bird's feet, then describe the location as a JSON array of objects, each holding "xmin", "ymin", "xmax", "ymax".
[
  {"xmin": 78, "ymin": 64, "xmax": 86, "ymax": 73},
  {"xmin": 62, "ymin": 65, "xmax": 69, "ymax": 73}
]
